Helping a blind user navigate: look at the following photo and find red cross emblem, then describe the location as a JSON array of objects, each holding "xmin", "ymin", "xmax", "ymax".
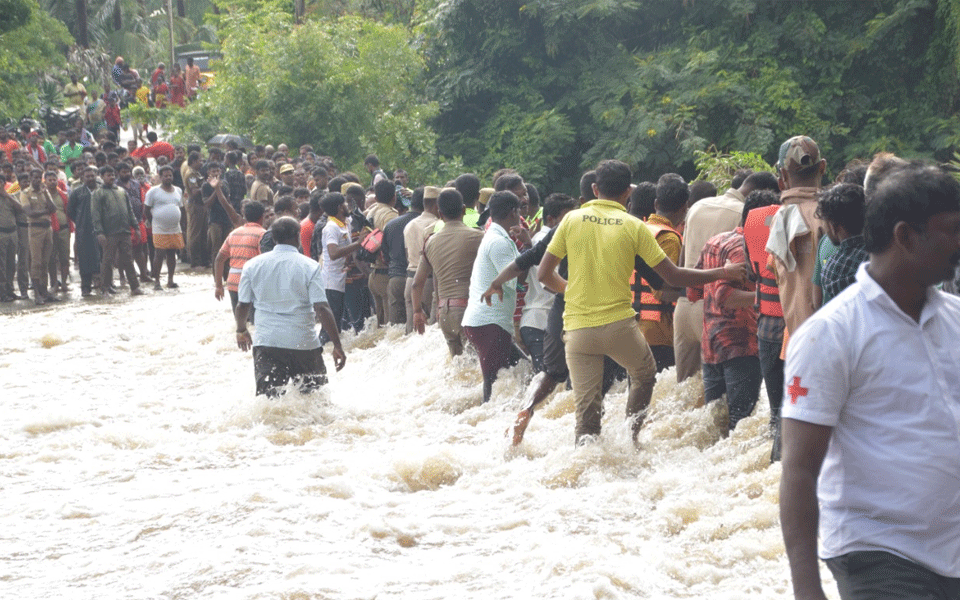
[{"xmin": 788, "ymin": 376, "xmax": 809, "ymax": 405}]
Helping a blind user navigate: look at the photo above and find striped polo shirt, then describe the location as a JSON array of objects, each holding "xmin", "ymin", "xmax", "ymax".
[{"xmin": 222, "ymin": 222, "xmax": 265, "ymax": 292}]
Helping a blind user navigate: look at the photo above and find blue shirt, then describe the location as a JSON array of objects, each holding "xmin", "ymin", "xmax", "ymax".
[
  {"xmin": 461, "ymin": 222, "xmax": 519, "ymax": 333},
  {"xmin": 238, "ymin": 244, "xmax": 328, "ymax": 350}
]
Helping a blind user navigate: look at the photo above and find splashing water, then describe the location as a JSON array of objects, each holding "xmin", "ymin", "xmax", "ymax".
[{"xmin": 0, "ymin": 273, "xmax": 838, "ymax": 599}]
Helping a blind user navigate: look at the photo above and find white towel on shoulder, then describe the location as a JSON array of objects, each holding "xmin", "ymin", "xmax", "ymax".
[{"xmin": 765, "ymin": 204, "xmax": 809, "ymax": 272}]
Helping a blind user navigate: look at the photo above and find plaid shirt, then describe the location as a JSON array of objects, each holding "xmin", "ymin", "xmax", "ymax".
[
  {"xmin": 687, "ymin": 228, "xmax": 758, "ymax": 364},
  {"xmin": 821, "ymin": 235, "xmax": 869, "ymax": 304}
]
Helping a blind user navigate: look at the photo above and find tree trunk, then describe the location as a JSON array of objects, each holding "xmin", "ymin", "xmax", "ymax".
[
  {"xmin": 177, "ymin": 0, "xmax": 185, "ymax": 18},
  {"xmin": 211, "ymin": 2, "xmax": 219, "ymax": 15},
  {"xmin": 113, "ymin": 2, "xmax": 122, "ymax": 30},
  {"xmin": 295, "ymin": 0, "xmax": 305, "ymax": 23},
  {"xmin": 75, "ymin": 0, "xmax": 89, "ymax": 48}
]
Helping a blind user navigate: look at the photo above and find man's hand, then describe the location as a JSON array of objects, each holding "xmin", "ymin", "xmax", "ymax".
[
  {"xmin": 97, "ymin": 234, "xmax": 106, "ymax": 247},
  {"xmin": 509, "ymin": 225, "xmax": 531, "ymax": 248},
  {"xmin": 413, "ymin": 309, "xmax": 427, "ymax": 335},
  {"xmin": 480, "ymin": 283, "xmax": 503, "ymax": 306},
  {"xmin": 723, "ymin": 261, "xmax": 749, "ymax": 284},
  {"xmin": 331, "ymin": 345, "xmax": 346, "ymax": 371},
  {"xmin": 208, "ymin": 176, "xmax": 219, "ymax": 188},
  {"xmin": 214, "ymin": 283, "xmax": 224, "ymax": 301},
  {"xmin": 236, "ymin": 330, "xmax": 252, "ymax": 351}
]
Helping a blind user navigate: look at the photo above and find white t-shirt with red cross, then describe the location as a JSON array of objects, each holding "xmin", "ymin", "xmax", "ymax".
[{"xmin": 783, "ymin": 263, "xmax": 960, "ymax": 577}]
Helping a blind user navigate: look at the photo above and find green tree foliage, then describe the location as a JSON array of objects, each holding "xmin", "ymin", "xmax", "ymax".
[
  {"xmin": 0, "ymin": 0, "xmax": 73, "ymax": 121},
  {"xmin": 171, "ymin": 5, "xmax": 455, "ymax": 181},
  {"xmin": 424, "ymin": 0, "xmax": 960, "ymax": 193}
]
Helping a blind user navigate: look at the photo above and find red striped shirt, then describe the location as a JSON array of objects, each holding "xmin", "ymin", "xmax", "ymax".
[{"xmin": 222, "ymin": 223, "xmax": 265, "ymax": 291}]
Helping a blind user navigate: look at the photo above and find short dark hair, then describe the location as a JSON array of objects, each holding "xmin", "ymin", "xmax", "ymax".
[
  {"xmin": 629, "ymin": 182, "xmax": 657, "ymax": 219},
  {"xmin": 374, "ymin": 178, "xmax": 395, "ymax": 204},
  {"xmin": 731, "ymin": 168, "xmax": 754, "ymax": 189},
  {"xmin": 494, "ymin": 173, "xmax": 524, "ymax": 193},
  {"xmin": 293, "ymin": 187, "xmax": 310, "ymax": 199},
  {"xmin": 815, "ymin": 183, "xmax": 865, "ymax": 236},
  {"xmin": 99, "ymin": 165, "xmax": 115, "ymax": 175},
  {"xmin": 146, "ymin": 131, "xmax": 158, "ymax": 143},
  {"xmin": 320, "ymin": 192, "xmax": 345, "ymax": 217},
  {"xmin": 225, "ymin": 151, "xmax": 239, "ymax": 165},
  {"xmin": 188, "ymin": 151, "xmax": 202, "ymax": 166},
  {"xmin": 438, "ymin": 188, "xmax": 464, "ymax": 219},
  {"xmin": 204, "ymin": 161, "xmax": 223, "ymax": 174},
  {"xmin": 454, "ymin": 173, "xmax": 481, "ymax": 207},
  {"xmin": 542, "ymin": 193, "xmax": 577, "ymax": 221},
  {"xmin": 410, "ymin": 187, "xmax": 425, "ymax": 212},
  {"xmin": 117, "ymin": 161, "xmax": 132, "ymax": 173},
  {"xmin": 525, "ymin": 183, "xmax": 540, "ymax": 207},
  {"xmin": 274, "ymin": 195, "xmax": 298, "ymax": 216},
  {"xmin": 327, "ymin": 176, "xmax": 346, "ymax": 194},
  {"xmin": 312, "ymin": 166, "xmax": 328, "ymax": 179},
  {"xmin": 364, "ymin": 154, "xmax": 379, "ymax": 167},
  {"xmin": 158, "ymin": 165, "xmax": 174, "ymax": 176},
  {"xmin": 656, "ymin": 174, "xmax": 688, "ymax": 214},
  {"xmin": 837, "ymin": 159, "xmax": 868, "ymax": 186},
  {"xmin": 743, "ymin": 171, "xmax": 780, "ymax": 193},
  {"xmin": 488, "ymin": 190, "xmax": 519, "ymax": 221},
  {"xmin": 741, "ymin": 189, "xmax": 781, "ymax": 226},
  {"xmin": 254, "ymin": 159, "xmax": 270, "ymax": 171},
  {"xmin": 187, "ymin": 144, "xmax": 201, "ymax": 155},
  {"xmin": 687, "ymin": 180, "xmax": 717, "ymax": 206},
  {"xmin": 864, "ymin": 162, "xmax": 960, "ymax": 253},
  {"xmin": 243, "ymin": 200, "xmax": 266, "ymax": 222},
  {"xmin": 580, "ymin": 170, "xmax": 597, "ymax": 201},
  {"xmin": 340, "ymin": 171, "xmax": 361, "ymax": 184},
  {"xmin": 594, "ymin": 160, "xmax": 632, "ymax": 198}
]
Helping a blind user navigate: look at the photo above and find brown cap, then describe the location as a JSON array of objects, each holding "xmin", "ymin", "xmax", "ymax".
[
  {"xmin": 279, "ymin": 163, "xmax": 294, "ymax": 174},
  {"xmin": 478, "ymin": 187, "xmax": 494, "ymax": 206},
  {"xmin": 423, "ymin": 186, "xmax": 440, "ymax": 200}
]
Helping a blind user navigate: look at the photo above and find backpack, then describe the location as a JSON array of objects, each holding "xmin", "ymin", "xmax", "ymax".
[{"xmin": 356, "ymin": 228, "xmax": 384, "ymax": 263}]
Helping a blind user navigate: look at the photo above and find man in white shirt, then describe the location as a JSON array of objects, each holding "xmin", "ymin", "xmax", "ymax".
[
  {"xmin": 235, "ymin": 216, "xmax": 345, "ymax": 397},
  {"xmin": 320, "ymin": 192, "xmax": 363, "ymax": 332},
  {"xmin": 461, "ymin": 190, "xmax": 527, "ymax": 403},
  {"xmin": 781, "ymin": 162, "xmax": 960, "ymax": 600}
]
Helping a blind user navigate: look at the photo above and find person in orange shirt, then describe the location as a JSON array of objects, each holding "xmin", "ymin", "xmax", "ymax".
[{"xmin": 184, "ymin": 57, "xmax": 201, "ymax": 99}]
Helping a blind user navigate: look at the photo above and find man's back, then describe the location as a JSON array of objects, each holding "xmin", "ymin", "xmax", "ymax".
[
  {"xmin": 767, "ymin": 186, "xmax": 825, "ymax": 333},
  {"xmin": 681, "ymin": 188, "xmax": 744, "ymax": 268},
  {"xmin": 239, "ymin": 245, "xmax": 324, "ymax": 350},
  {"xmin": 424, "ymin": 221, "xmax": 483, "ymax": 300},
  {"xmin": 546, "ymin": 199, "xmax": 666, "ymax": 331},
  {"xmin": 784, "ymin": 265, "xmax": 960, "ymax": 576}
]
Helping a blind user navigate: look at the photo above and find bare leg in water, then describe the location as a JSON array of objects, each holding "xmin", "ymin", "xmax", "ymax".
[{"xmin": 512, "ymin": 357, "xmax": 626, "ymax": 445}]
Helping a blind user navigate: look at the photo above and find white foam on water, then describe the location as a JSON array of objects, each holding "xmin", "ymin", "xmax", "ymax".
[{"xmin": 0, "ymin": 273, "xmax": 840, "ymax": 599}]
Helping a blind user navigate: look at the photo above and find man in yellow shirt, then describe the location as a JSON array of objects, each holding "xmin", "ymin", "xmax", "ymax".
[{"xmin": 539, "ymin": 160, "xmax": 747, "ymax": 445}]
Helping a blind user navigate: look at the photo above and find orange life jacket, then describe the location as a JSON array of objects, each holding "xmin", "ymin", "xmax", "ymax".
[
  {"xmin": 743, "ymin": 204, "xmax": 783, "ymax": 318},
  {"xmin": 631, "ymin": 221, "xmax": 682, "ymax": 321}
]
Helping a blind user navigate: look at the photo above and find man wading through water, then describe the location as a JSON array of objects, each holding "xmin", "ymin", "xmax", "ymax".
[{"xmin": 538, "ymin": 160, "xmax": 748, "ymax": 445}]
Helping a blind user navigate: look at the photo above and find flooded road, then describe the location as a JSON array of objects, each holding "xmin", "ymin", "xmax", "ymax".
[{"xmin": 0, "ymin": 272, "xmax": 836, "ymax": 599}]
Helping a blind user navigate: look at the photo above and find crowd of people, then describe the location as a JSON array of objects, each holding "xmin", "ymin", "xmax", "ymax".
[{"xmin": 3, "ymin": 118, "xmax": 960, "ymax": 599}]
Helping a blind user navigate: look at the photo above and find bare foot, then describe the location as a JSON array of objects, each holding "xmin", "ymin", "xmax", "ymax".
[{"xmin": 511, "ymin": 409, "xmax": 533, "ymax": 446}]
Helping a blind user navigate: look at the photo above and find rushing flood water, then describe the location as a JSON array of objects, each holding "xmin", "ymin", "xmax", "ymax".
[{"xmin": 1, "ymin": 272, "xmax": 838, "ymax": 599}]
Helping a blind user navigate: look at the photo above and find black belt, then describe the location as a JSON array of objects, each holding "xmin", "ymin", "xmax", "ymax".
[
  {"xmin": 0, "ymin": 226, "xmax": 16, "ymax": 234},
  {"xmin": 374, "ymin": 268, "xmax": 389, "ymax": 275},
  {"xmin": 29, "ymin": 221, "xmax": 51, "ymax": 228}
]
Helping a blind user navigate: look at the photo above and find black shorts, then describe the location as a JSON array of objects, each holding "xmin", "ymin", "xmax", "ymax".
[
  {"xmin": 252, "ymin": 346, "xmax": 327, "ymax": 398},
  {"xmin": 826, "ymin": 551, "xmax": 960, "ymax": 600}
]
